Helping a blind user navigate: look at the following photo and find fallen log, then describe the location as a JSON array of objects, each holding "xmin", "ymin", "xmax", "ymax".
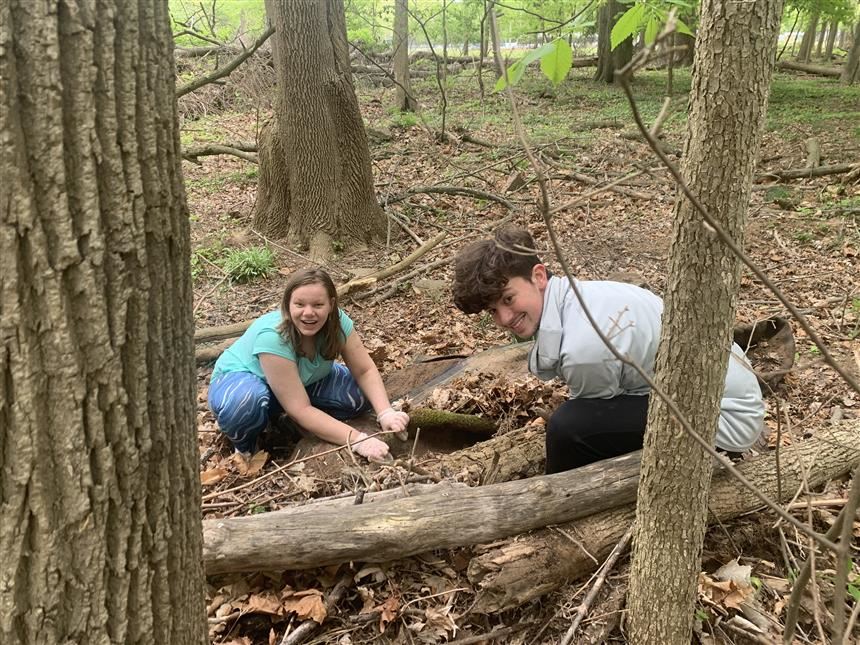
[
  {"xmin": 466, "ymin": 421, "xmax": 860, "ymax": 612},
  {"xmin": 755, "ymin": 163, "xmax": 855, "ymax": 182},
  {"xmin": 777, "ymin": 60, "xmax": 842, "ymax": 77},
  {"xmin": 202, "ymin": 450, "xmax": 643, "ymax": 574}
]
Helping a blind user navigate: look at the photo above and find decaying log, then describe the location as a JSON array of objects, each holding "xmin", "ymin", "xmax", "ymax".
[
  {"xmin": 776, "ymin": 60, "xmax": 841, "ymax": 77},
  {"xmin": 756, "ymin": 163, "xmax": 855, "ymax": 182},
  {"xmin": 202, "ymin": 450, "xmax": 643, "ymax": 574},
  {"xmin": 409, "ymin": 408, "xmax": 496, "ymax": 436},
  {"xmin": 426, "ymin": 425, "xmax": 544, "ymax": 484},
  {"xmin": 467, "ymin": 421, "xmax": 860, "ymax": 612}
]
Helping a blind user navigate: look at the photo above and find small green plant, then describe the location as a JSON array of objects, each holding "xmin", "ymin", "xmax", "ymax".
[
  {"xmin": 808, "ymin": 344, "xmax": 821, "ymax": 357},
  {"xmin": 222, "ymin": 246, "xmax": 275, "ymax": 283},
  {"xmin": 389, "ymin": 110, "xmax": 418, "ymax": 129},
  {"xmin": 190, "ymin": 241, "xmax": 225, "ymax": 279},
  {"xmin": 793, "ymin": 230, "xmax": 813, "ymax": 244}
]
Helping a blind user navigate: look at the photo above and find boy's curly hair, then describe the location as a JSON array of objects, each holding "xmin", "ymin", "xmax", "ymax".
[{"xmin": 452, "ymin": 227, "xmax": 543, "ymax": 314}]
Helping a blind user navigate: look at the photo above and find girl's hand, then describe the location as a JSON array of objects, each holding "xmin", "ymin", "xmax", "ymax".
[
  {"xmin": 377, "ymin": 408, "xmax": 410, "ymax": 440},
  {"xmin": 350, "ymin": 432, "xmax": 392, "ymax": 463}
]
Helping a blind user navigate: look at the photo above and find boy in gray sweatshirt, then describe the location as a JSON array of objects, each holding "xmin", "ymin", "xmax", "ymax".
[{"xmin": 452, "ymin": 227, "xmax": 765, "ymax": 473}]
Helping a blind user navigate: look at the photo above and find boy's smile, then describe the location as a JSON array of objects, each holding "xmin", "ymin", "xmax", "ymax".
[{"xmin": 488, "ymin": 265, "xmax": 548, "ymax": 338}]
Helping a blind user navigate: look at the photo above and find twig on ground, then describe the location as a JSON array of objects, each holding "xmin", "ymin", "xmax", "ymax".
[
  {"xmin": 560, "ymin": 524, "xmax": 634, "ymax": 645},
  {"xmin": 386, "ymin": 184, "xmax": 515, "ymax": 209}
]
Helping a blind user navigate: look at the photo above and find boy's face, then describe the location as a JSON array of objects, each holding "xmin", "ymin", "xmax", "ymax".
[{"xmin": 487, "ymin": 264, "xmax": 548, "ymax": 338}]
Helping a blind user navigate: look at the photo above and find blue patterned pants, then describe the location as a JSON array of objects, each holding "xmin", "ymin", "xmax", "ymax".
[{"xmin": 208, "ymin": 363, "xmax": 370, "ymax": 453}]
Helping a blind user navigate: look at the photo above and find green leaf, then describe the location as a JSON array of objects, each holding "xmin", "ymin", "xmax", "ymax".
[
  {"xmin": 644, "ymin": 16, "xmax": 660, "ymax": 45},
  {"xmin": 540, "ymin": 39, "xmax": 573, "ymax": 86},
  {"xmin": 676, "ymin": 17, "xmax": 694, "ymax": 37},
  {"xmin": 611, "ymin": 4, "xmax": 645, "ymax": 50},
  {"xmin": 495, "ymin": 59, "xmax": 526, "ymax": 92},
  {"xmin": 848, "ymin": 583, "xmax": 860, "ymax": 602}
]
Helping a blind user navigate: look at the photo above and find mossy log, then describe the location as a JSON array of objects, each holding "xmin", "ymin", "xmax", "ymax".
[{"xmin": 408, "ymin": 408, "xmax": 496, "ymax": 435}]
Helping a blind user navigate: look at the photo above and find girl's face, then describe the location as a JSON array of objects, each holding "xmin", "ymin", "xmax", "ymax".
[{"xmin": 288, "ymin": 283, "xmax": 334, "ymax": 338}]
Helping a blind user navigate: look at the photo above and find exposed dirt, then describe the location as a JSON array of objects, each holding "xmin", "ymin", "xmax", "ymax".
[{"xmin": 185, "ymin": 62, "xmax": 859, "ymax": 644}]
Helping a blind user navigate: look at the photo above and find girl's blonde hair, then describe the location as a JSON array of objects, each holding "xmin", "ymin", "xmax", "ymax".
[{"xmin": 277, "ymin": 268, "xmax": 344, "ymax": 359}]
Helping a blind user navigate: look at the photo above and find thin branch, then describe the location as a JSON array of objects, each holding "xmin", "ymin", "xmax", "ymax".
[
  {"xmin": 386, "ymin": 184, "xmax": 515, "ymax": 209},
  {"xmin": 176, "ymin": 25, "xmax": 275, "ymax": 98}
]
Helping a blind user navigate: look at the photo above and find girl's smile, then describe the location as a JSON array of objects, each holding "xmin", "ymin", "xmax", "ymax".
[{"xmin": 289, "ymin": 283, "xmax": 334, "ymax": 337}]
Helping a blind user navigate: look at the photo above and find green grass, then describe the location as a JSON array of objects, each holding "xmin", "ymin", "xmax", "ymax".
[
  {"xmin": 766, "ymin": 73, "xmax": 860, "ymax": 135},
  {"xmin": 221, "ymin": 246, "xmax": 275, "ymax": 283}
]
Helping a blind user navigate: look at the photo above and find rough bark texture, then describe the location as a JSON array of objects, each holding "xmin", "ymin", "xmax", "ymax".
[
  {"xmin": 626, "ymin": 0, "xmax": 784, "ymax": 642},
  {"xmin": 393, "ymin": 0, "xmax": 418, "ymax": 111},
  {"xmin": 254, "ymin": 0, "xmax": 385, "ymax": 258},
  {"xmin": 202, "ymin": 452, "xmax": 642, "ymax": 574},
  {"xmin": 841, "ymin": 20, "xmax": 860, "ymax": 83},
  {"xmin": 467, "ymin": 422, "xmax": 860, "ymax": 612},
  {"xmin": 594, "ymin": 0, "xmax": 633, "ymax": 83},
  {"xmin": 0, "ymin": 1, "xmax": 206, "ymax": 644}
]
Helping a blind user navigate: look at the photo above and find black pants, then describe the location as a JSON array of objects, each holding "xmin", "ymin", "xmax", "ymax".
[{"xmin": 545, "ymin": 395, "xmax": 649, "ymax": 474}]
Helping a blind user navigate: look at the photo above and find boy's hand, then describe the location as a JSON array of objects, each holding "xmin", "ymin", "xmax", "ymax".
[{"xmin": 378, "ymin": 408, "xmax": 410, "ymax": 441}]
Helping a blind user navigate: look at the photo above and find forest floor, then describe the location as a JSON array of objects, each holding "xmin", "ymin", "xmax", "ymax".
[{"xmin": 182, "ymin": 59, "xmax": 860, "ymax": 644}]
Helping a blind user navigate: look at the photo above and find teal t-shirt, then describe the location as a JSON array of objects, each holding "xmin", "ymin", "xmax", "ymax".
[{"xmin": 212, "ymin": 309, "xmax": 354, "ymax": 385}]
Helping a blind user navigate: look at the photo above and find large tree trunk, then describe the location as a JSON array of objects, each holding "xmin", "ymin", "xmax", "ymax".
[
  {"xmin": 626, "ymin": 0, "xmax": 784, "ymax": 641},
  {"xmin": 255, "ymin": 0, "xmax": 386, "ymax": 259},
  {"xmin": 393, "ymin": 0, "xmax": 418, "ymax": 112},
  {"xmin": 0, "ymin": 1, "xmax": 206, "ymax": 644},
  {"xmin": 797, "ymin": 11, "xmax": 820, "ymax": 62},
  {"xmin": 594, "ymin": 0, "xmax": 633, "ymax": 83},
  {"xmin": 467, "ymin": 422, "xmax": 859, "ymax": 612},
  {"xmin": 841, "ymin": 20, "xmax": 860, "ymax": 84}
]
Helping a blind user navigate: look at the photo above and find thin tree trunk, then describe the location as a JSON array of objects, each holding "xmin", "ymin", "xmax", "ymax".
[
  {"xmin": 0, "ymin": 1, "xmax": 206, "ymax": 643},
  {"xmin": 825, "ymin": 19, "xmax": 838, "ymax": 59},
  {"xmin": 393, "ymin": 0, "xmax": 417, "ymax": 111},
  {"xmin": 594, "ymin": 0, "xmax": 633, "ymax": 83},
  {"xmin": 797, "ymin": 11, "xmax": 819, "ymax": 62},
  {"xmin": 255, "ymin": 0, "xmax": 385, "ymax": 259},
  {"xmin": 816, "ymin": 20, "xmax": 828, "ymax": 57},
  {"xmin": 626, "ymin": 0, "xmax": 784, "ymax": 641},
  {"xmin": 841, "ymin": 20, "xmax": 860, "ymax": 83}
]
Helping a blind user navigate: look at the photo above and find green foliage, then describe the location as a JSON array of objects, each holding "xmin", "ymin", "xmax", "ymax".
[
  {"xmin": 611, "ymin": 0, "xmax": 694, "ymax": 51},
  {"xmin": 191, "ymin": 241, "xmax": 225, "ymax": 279},
  {"xmin": 169, "ymin": 0, "xmax": 267, "ymax": 47},
  {"xmin": 221, "ymin": 246, "xmax": 275, "ymax": 283},
  {"xmin": 388, "ymin": 109, "xmax": 419, "ymax": 128},
  {"xmin": 495, "ymin": 39, "xmax": 573, "ymax": 91}
]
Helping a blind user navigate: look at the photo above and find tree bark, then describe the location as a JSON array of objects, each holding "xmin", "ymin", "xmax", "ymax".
[
  {"xmin": 467, "ymin": 422, "xmax": 860, "ymax": 612},
  {"xmin": 393, "ymin": 0, "xmax": 418, "ymax": 111},
  {"xmin": 841, "ymin": 20, "xmax": 860, "ymax": 84},
  {"xmin": 0, "ymin": 1, "xmax": 206, "ymax": 643},
  {"xmin": 254, "ymin": 0, "xmax": 385, "ymax": 259},
  {"xmin": 594, "ymin": 0, "xmax": 633, "ymax": 83},
  {"xmin": 626, "ymin": 0, "xmax": 784, "ymax": 642}
]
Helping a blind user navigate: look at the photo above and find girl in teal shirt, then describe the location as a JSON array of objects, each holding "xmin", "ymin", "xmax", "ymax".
[{"xmin": 208, "ymin": 268, "xmax": 408, "ymax": 461}]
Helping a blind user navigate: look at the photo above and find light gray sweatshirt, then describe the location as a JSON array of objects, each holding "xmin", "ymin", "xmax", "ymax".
[{"xmin": 527, "ymin": 276, "xmax": 765, "ymax": 452}]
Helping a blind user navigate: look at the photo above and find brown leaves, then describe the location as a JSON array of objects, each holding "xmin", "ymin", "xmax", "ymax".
[
  {"xmin": 232, "ymin": 450, "xmax": 268, "ymax": 476},
  {"xmin": 281, "ymin": 589, "xmax": 327, "ymax": 623}
]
